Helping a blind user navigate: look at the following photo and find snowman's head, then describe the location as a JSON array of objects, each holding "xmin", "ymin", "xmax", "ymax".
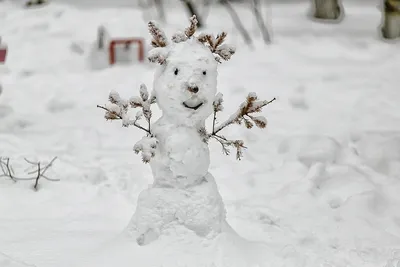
[
  {"xmin": 153, "ymin": 39, "xmax": 218, "ymax": 125},
  {"xmin": 147, "ymin": 16, "xmax": 235, "ymax": 126}
]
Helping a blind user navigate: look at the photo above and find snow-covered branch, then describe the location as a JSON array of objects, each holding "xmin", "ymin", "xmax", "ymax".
[
  {"xmin": 197, "ymin": 32, "xmax": 235, "ymax": 63},
  {"xmin": 97, "ymin": 84, "xmax": 158, "ymax": 163},
  {"xmin": 148, "ymin": 20, "xmax": 168, "ymax": 48},
  {"xmin": 97, "ymin": 84, "xmax": 156, "ymax": 134},
  {"xmin": 133, "ymin": 136, "xmax": 158, "ymax": 163},
  {"xmin": 214, "ymin": 93, "xmax": 275, "ymax": 133},
  {"xmin": 205, "ymin": 92, "xmax": 275, "ymax": 160},
  {"xmin": 0, "ymin": 156, "xmax": 59, "ymax": 190},
  {"xmin": 171, "ymin": 15, "xmax": 198, "ymax": 43}
]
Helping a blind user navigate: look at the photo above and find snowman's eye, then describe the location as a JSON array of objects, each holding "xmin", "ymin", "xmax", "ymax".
[
  {"xmin": 202, "ymin": 71, "xmax": 207, "ymax": 75},
  {"xmin": 174, "ymin": 68, "xmax": 179, "ymax": 75}
]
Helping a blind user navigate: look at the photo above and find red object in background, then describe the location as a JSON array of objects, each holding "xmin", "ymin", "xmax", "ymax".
[
  {"xmin": 109, "ymin": 38, "xmax": 144, "ymax": 65},
  {"xmin": 0, "ymin": 45, "xmax": 7, "ymax": 63}
]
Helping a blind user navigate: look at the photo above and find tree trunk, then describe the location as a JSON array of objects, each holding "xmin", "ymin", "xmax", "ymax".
[
  {"xmin": 312, "ymin": 0, "xmax": 343, "ymax": 21},
  {"xmin": 219, "ymin": 0, "xmax": 253, "ymax": 46},
  {"xmin": 181, "ymin": 0, "xmax": 203, "ymax": 28},
  {"xmin": 251, "ymin": 0, "xmax": 271, "ymax": 44},
  {"xmin": 381, "ymin": 0, "xmax": 400, "ymax": 39},
  {"xmin": 154, "ymin": 0, "xmax": 166, "ymax": 23}
]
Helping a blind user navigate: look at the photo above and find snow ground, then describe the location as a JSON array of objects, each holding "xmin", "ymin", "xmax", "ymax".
[{"xmin": 1, "ymin": 0, "xmax": 400, "ymax": 266}]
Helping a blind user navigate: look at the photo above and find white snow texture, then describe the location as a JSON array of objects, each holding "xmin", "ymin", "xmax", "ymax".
[{"xmin": 1, "ymin": 1, "xmax": 400, "ymax": 267}]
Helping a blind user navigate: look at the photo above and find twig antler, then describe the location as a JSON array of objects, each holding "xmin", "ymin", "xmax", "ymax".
[
  {"xmin": 0, "ymin": 156, "xmax": 59, "ymax": 190},
  {"xmin": 171, "ymin": 15, "xmax": 198, "ymax": 43},
  {"xmin": 200, "ymin": 92, "xmax": 275, "ymax": 160},
  {"xmin": 197, "ymin": 32, "xmax": 235, "ymax": 63},
  {"xmin": 148, "ymin": 20, "xmax": 168, "ymax": 48},
  {"xmin": 147, "ymin": 15, "xmax": 235, "ymax": 64}
]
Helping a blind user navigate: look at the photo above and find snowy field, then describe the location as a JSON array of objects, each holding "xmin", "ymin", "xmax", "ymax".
[{"xmin": 1, "ymin": 0, "xmax": 400, "ymax": 266}]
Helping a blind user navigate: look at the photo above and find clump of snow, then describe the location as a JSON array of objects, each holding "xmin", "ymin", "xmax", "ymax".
[
  {"xmin": 289, "ymin": 86, "xmax": 308, "ymax": 110},
  {"xmin": 351, "ymin": 131, "xmax": 400, "ymax": 179},
  {"xmin": 46, "ymin": 97, "xmax": 74, "ymax": 113},
  {"xmin": 87, "ymin": 47, "xmax": 109, "ymax": 70},
  {"xmin": 278, "ymin": 135, "xmax": 341, "ymax": 167},
  {"xmin": 69, "ymin": 41, "xmax": 85, "ymax": 55},
  {"xmin": 133, "ymin": 136, "xmax": 157, "ymax": 163}
]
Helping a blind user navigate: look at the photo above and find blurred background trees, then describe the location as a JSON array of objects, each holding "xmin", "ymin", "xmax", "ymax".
[{"xmin": 381, "ymin": 0, "xmax": 400, "ymax": 39}]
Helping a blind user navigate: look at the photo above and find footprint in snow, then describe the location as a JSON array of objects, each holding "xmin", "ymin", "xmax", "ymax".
[
  {"xmin": 46, "ymin": 98, "xmax": 75, "ymax": 113},
  {"xmin": 288, "ymin": 85, "xmax": 308, "ymax": 110},
  {"xmin": 0, "ymin": 105, "xmax": 14, "ymax": 119}
]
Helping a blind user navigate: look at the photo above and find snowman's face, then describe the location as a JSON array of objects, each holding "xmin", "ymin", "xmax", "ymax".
[{"xmin": 153, "ymin": 40, "xmax": 218, "ymax": 126}]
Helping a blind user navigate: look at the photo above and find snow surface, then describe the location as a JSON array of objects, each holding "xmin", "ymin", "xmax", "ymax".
[{"xmin": 1, "ymin": 0, "xmax": 400, "ymax": 267}]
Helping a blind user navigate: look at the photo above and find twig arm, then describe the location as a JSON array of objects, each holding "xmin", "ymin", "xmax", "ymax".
[
  {"xmin": 96, "ymin": 105, "xmax": 151, "ymax": 134},
  {"xmin": 207, "ymin": 93, "xmax": 275, "ymax": 160}
]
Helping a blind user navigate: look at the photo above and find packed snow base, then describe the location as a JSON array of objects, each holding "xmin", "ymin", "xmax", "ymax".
[{"xmin": 1, "ymin": 1, "xmax": 400, "ymax": 267}]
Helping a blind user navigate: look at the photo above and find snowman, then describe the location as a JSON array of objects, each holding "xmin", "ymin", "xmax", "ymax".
[{"xmin": 98, "ymin": 15, "xmax": 274, "ymax": 264}]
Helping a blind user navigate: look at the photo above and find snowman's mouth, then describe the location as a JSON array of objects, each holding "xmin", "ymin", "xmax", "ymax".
[{"xmin": 183, "ymin": 100, "xmax": 203, "ymax": 110}]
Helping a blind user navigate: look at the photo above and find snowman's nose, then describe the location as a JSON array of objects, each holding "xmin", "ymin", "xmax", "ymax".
[{"xmin": 188, "ymin": 86, "xmax": 199, "ymax": 94}]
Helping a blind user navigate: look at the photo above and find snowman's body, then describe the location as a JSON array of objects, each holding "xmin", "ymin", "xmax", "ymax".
[
  {"xmin": 127, "ymin": 39, "xmax": 229, "ymax": 244},
  {"xmin": 150, "ymin": 119, "xmax": 210, "ymax": 188}
]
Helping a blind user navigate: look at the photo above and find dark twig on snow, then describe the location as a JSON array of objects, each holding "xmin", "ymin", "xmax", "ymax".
[
  {"xmin": 0, "ymin": 156, "xmax": 59, "ymax": 190},
  {"xmin": 204, "ymin": 92, "xmax": 275, "ymax": 160}
]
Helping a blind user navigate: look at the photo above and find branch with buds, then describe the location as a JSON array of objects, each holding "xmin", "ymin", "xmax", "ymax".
[
  {"xmin": 197, "ymin": 32, "xmax": 235, "ymax": 63},
  {"xmin": 200, "ymin": 92, "xmax": 275, "ymax": 160},
  {"xmin": 147, "ymin": 15, "xmax": 235, "ymax": 65},
  {"xmin": 97, "ymin": 84, "xmax": 159, "ymax": 163},
  {"xmin": 0, "ymin": 156, "xmax": 59, "ymax": 190},
  {"xmin": 171, "ymin": 15, "xmax": 198, "ymax": 43}
]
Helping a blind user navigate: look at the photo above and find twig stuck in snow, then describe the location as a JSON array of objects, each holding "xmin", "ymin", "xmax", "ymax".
[
  {"xmin": 201, "ymin": 92, "xmax": 275, "ymax": 160},
  {"xmin": 0, "ymin": 156, "xmax": 59, "ymax": 190}
]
